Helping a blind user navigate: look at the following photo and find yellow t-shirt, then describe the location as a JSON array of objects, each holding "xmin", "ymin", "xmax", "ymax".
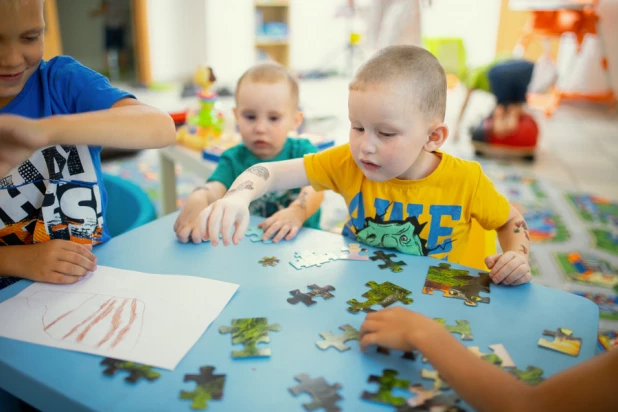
[{"xmin": 304, "ymin": 144, "xmax": 511, "ymax": 265}]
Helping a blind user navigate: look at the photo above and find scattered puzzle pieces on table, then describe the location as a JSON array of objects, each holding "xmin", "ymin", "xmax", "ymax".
[
  {"xmin": 245, "ymin": 226, "xmax": 273, "ymax": 243},
  {"xmin": 340, "ymin": 243, "xmax": 369, "ymax": 260},
  {"xmin": 288, "ymin": 284, "xmax": 335, "ymax": 306},
  {"xmin": 180, "ymin": 366, "xmax": 225, "ymax": 410},
  {"xmin": 290, "ymin": 251, "xmax": 339, "ymax": 270},
  {"xmin": 538, "ymin": 327, "xmax": 582, "ymax": 357},
  {"xmin": 370, "ymin": 251, "xmax": 407, "ymax": 272},
  {"xmin": 376, "ymin": 346, "xmax": 417, "ymax": 361},
  {"xmin": 468, "ymin": 344, "xmax": 516, "ymax": 368},
  {"xmin": 507, "ymin": 366, "xmax": 545, "ymax": 385},
  {"xmin": 421, "ymin": 369, "xmax": 449, "ymax": 390},
  {"xmin": 289, "ymin": 373, "xmax": 343, "ymax": 412},
  {"xmin": 100, "ymin": 358, "xmax": 161, "ymax": 383},
  {"xmin": 258, "ymin": 256, "xmax": 280, "ymax": 267},
  {"xmin": 434, "ymin": 318, "xmax": 473, "ymax": 340},
  {"xmin": 397, "ymin": 386, "xmax": 463, "ymax": 412},
  {"xmin": 423, "ymin": 263, "xmax": 490, "ymax": 307},
  {"xmin": 219, "ymin": 317, "xmax": 281, "ymax": 358},
  {"xmin": 347, "ymin": 281, "xmax": 413, "ymax": 313},
  {"xmin": 361, "ymin": 369, "xmax": 409, "ymax": 407},
  {"xmin": 316, "ymin": 324, "xmax": 360, "ymax": 352}
]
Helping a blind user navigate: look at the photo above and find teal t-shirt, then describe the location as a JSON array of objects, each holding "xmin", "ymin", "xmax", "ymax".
[{"xmin": 208, "ymin": 138, "xmax": 321, "ymax": 229}]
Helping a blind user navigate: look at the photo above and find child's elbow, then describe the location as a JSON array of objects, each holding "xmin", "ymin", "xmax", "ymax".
[{"xmin": 151, "ymin": 111, "xmax": 176, "ymax": 148}]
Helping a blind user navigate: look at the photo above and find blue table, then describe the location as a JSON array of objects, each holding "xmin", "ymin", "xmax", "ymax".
[{"xmin": 0, "ymin": 214, "xmax": 599, "ymax": 411}]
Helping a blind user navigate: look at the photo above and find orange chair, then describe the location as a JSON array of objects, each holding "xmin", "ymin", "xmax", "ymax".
[{"xmin": 515, "ymin": 1, "xmax": 616, "ymax": 116}]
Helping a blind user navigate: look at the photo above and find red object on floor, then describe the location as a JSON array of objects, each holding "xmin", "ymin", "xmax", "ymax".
[
  {"xmin": 170, "ymin": 110, "xmax": 188, "ymax": 125},
  {"xmin": 483, "ymin": 113, "xmax": 539, "ymax": 148}
]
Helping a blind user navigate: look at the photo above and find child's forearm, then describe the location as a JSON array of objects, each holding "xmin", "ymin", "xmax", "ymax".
[
  {"xmin": 224, "ymin": 159, "xmax": 309, "ymax": 204},
  {"xmin": 496, "ymin": 211, "xmax": 531, "ymax": 258},
  {"xmin": 289, "ymin": 186, "xmax": 323, "ymax": 222},
  {"xmin": 416, "ymin": 325, "xmax": 618, "ymax": 412},
  {"xmin": 414, "ymin": 327, "xmax": 532, "ymax": 412},
  {"xmin": 43, "ymin": 100, "xmax": 175, "ymax": 149}
]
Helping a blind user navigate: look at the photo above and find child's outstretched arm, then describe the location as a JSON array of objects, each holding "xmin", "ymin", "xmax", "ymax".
[
  {"xmin": 0, "ymin": 99, "xmax": 175, "ymax": 151},
  {"xmin": 360, "ymin": 307, "xmax": 618, "ymax": 412},
  {"xmin": 258, "ymin": 186, "xmax": 324, "ymax": 243},
  {"xmin": 199, "ymin": 158, "xmax": 309, "ymax": 246},
  {"xmin": 486, "ymin": 204, "xmax": 531, "ymax": 285}
]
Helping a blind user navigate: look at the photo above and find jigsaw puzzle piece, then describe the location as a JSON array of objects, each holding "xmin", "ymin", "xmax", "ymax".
[
  {"xmin": 538, "ymin": 327, "xmax": 582, "ymax": 357},
  {"xmin": 370, "ymin": 251, "xmax": 407, "ymax": 272},
  {"xmin": 423, "ymin": 263, "xmax": 490, "ymax": 306},
  {"xmin": 507, "ymin": 366, "xmax": 545, "ymax": 385},
  {"xmin": 421, "ymin": 369, "xmax": 449, "ymax": 390},
  {"xmin": 288, "ymin": 284, "xmax": 335, "ymax": 306},
  {"xmin": 361, "ymin": 369, "xmax": 410, "ymax": 407},
  {"xmin": 340, "ymin": 243, "xmax": 370, "ymax": 260},
  {"xmin": 245, "ymin": 226, "xmax": 273, "ymax": 244},
  {"xmin": 180, "ymin": 366, "xmax": 226, "ymax": 410},
  {"xmin": 434, "ymin": 318, "xmax": 473, "ymax": 340},
  {"xmin": 347, "ymin": 281, "xmax": 413, "ymax": 313},
  {"xmin": 376, "ymin": 346, "xmax": 417, "ymax": 360},
  {"xmin": 219, "ymin": 318, "xmax": 281, "ymax": 358},
  {"xmin": 468, "ymin": 344, "xmax": 515, "ymax": 367},
  {"xmin": 258, "ymin": 256, "xmax": 279, "ymax": 267},
  {"xmin": 289, "ymin": 373, "xmax": 343, "ymax": 412},
  {"xmin": 398, "ymin": 385, "xmax": 463, "ymax": 412},
  {"xmin": 100, "ymin": 358, "xmax": 161, "ymax": 383},
  {"xmin": 316, "ymin": 324, "xmax": 360, "ymax": 352},
  {"xmin": 290, "ymin": 251, "xmax": 339, "ymax": 270}
]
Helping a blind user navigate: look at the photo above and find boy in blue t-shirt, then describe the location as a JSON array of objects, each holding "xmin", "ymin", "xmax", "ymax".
[
  {"xmin": 0, "ymin": 0, "xmax": 175, "ymax": 289},
  {"xmin": 174, "ymin": 63, "xmax": 324, "ymax": 244}
]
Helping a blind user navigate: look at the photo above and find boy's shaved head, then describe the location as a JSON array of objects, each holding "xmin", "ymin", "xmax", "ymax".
[
  {"xmin": 236, "ymin": 62, "xmax": 299, "ymax": 109},
  {"xmin": 350, "ymin": 45, "xmax": 447, "ymax": 122}
]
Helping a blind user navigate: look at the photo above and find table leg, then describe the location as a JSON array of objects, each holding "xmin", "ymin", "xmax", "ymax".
[{"xmin": 159, "ymin": 150, "xmax": 178, "ymax": 215}]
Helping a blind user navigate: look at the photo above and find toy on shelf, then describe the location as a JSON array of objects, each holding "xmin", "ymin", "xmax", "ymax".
[{"xmin": 176, "ymin": 65, "xmax": 225, "ymax": 151}]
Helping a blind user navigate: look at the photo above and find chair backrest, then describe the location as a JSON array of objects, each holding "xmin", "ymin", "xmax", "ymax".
[{"xmin": 102, "ymin": 174, "xmax": 157, "ymax": 238}]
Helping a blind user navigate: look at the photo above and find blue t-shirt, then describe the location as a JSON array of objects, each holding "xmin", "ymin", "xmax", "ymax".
[
  {"xmin": 208, "ymin": 138, "xmax": 321, "ymax": 229},
  {"xmin": 0, "ymin": 57, "xmax": 133, "ymax": 288}
]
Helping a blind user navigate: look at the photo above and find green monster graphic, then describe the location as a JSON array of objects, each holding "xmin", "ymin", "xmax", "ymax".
[{"xmin": 354, "ymin": 205, "xmax": 454, "ymax": 256}]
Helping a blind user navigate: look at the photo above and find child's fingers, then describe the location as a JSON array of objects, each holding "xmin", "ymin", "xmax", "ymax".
[
  {"xmin": 62, "ymin": 241, "xmax": 96, "ymax": 262},
  {"xmin": 359, "ymin": 332, "xmax": 378, "ymax": 352},
  {"xmin": 484, "ymin": 253, "xmax": 501, "ymax": 269},
  {"xmin": 489, "ymin": 253, "xmax": 517, "ymax": 283},
  {"xmin": 54, "ymin": 261, "xmax": 90, "ymax": 278},
  {"xmin": 258, "ymin": 217, "xmax": 272, "ymax": 230},
  {"xmin": 58, "ymin": 251, "xmax": 97, "ymax": 272},
  {"xmin": 49, "ymin": 272, "xmax": 85, "ymax": 284},
  {"xmin": 232, "ymin": 214, "xmax": 249, "ymax": 245},
  {"xmin": 510, "ymin": 271, "xmax": 532, "ymax": 286},
  {"xmin": 176, "ymin": 226, "xmax": 191, "ymax": 243},
  {"xmin": 272, "ymin": 225, "xmax": 291, "ymax": 243},
  {"xmin": 263, "ymin": 221, "xmax": 283, "ymax": 241},
  {"xmin": 190, "ymin": 226, "xmax": 203, "ymax": 244},
  {"xmin": 503, "ymin": 264, "xmax": 531, "ymax": 285},
  {"xmin": 206, "ymin": 206, "xmax": 224, "ymax": 246},
  {"xmin": 198, "ymin": 206, "xmax": 213, "ymax": 241},
  {"xmin": 219, "ymin": 209, "xmax": 237, "ymax": 246},
  {"xmin": 285, "ymin": 226, "xmax": 300, "ymax": 241}
]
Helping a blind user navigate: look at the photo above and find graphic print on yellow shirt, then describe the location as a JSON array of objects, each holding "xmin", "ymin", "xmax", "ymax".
[{"xmin": 304, "ymin": 144, "xmax": 511, "ymax": 264}]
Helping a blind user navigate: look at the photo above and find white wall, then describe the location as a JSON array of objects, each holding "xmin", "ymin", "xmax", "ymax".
[
  {"xmin": 203, "ymin": 0, "xmax": 254, "ymax": 88},
  {"xmin": 421, "ymin": 0, "xmax": 502, "ymax": 68},
  {"xmin": 146, "ymin": 0, "xmax": 208, "ymax": 82},
  {"xmin": 57, "ymin": 0, "xmax": 105, "ymax": 71}
]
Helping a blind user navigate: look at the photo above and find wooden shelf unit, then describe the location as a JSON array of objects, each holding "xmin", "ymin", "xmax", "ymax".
[{"xmin": 255, "ymin": 1, "xmax": 290, "ymax": 67}]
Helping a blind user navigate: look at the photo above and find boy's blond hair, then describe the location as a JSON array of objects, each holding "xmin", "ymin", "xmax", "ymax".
[
  {"xmin": 235, "ymin": 62, "xmax": 299, "ymax": 109},
  {"xmin": 350, "ymin": 45, "xmax": 447, "ymax": 122}
]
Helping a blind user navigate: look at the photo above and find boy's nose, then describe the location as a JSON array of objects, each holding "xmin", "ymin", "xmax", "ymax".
[
  {"xmin": 254, "ymin": 120, "xmax": 267, "ymax": 134},
  {"xmin": 360, "ymin": 136, "xmax": 376, "ymax": 154}
]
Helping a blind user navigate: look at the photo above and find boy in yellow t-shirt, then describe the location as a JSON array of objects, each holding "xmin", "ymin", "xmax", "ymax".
[{"xmin": 197, "ymin": 45, "xmax": 532, "ymax": 286}]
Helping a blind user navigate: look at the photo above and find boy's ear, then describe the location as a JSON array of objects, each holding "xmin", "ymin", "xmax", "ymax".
[
  {"xmin": 424, "ymin": 122, "xmax": 449, "ymax": 152},
  {"xmin": 293, "ymin": 110, "xmax": 304, "ymax": 130},
  {"xmin": 232, "ymin": 107, "xmax": 239, "ymax": 122}
]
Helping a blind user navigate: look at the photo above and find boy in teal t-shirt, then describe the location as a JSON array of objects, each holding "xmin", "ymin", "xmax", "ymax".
[{"xmin": 174, "ymin": 63, "xmax": 323, "ymax": 244}]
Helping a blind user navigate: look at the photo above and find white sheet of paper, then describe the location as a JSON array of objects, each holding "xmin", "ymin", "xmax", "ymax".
[{"xmin": 0, "ymin": 266, "xmax": 238, "ymax": 370}]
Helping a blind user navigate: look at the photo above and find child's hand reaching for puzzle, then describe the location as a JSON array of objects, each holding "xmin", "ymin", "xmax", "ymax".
[
  {"xmin": 175, "ymin": 190, "xmax": 210, "ymax": 244},
  {"xmin": 258, "ymin": 205, "xmax": 305, "ymax": 243},
  {"xmin": 359, "ymin": 307, "xmax": 445, "ymax": 353},
  {"xmin": 485, "ymin": 251, "xmax": 531, "ymax": 285},
  {"xmin": 198, "ymin": 197, "xmax": 250, "ymax": 246}
]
